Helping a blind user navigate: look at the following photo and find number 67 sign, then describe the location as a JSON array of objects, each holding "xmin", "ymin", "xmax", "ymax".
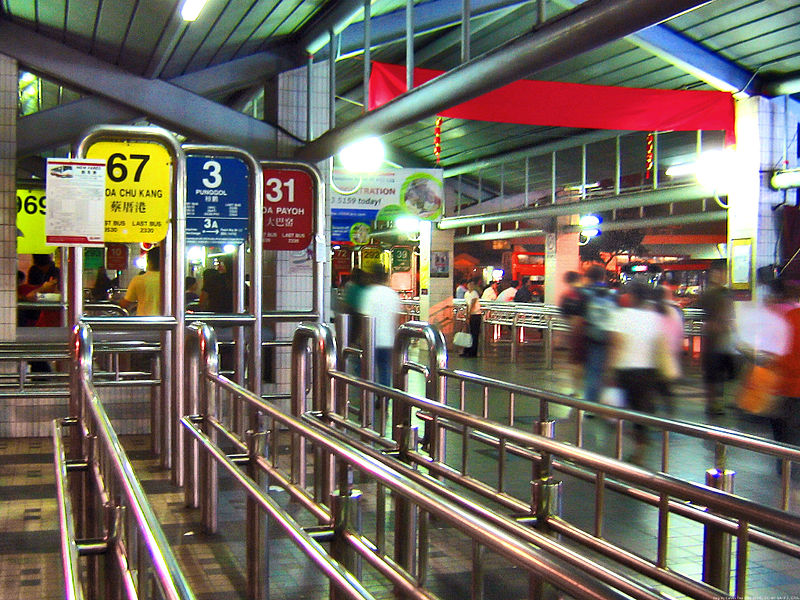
[{"xmin": 261, "ymin": 164, "xmax": 315, "ymax": 251}]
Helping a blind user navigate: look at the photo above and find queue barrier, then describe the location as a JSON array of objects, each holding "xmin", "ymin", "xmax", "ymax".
[
  {"xmin": 55, "ymin": 323, "xmax": 195, "ymax": 600},
  {"xmin": 311, "ymin": 321, "xmax": 800, "ymax": 599},
  {"xmin": 182, "ymin": 320, "xmax": 656, "ymax": 600},
  {"xmin": 452, "ymin": 300, "xmax": 706, "ymax": 365}
]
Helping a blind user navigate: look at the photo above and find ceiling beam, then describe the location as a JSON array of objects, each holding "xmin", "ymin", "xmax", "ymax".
[
  {"xmin": 295, "ymin": 0, "xmax": 368, "ymax": 55},
  {"xmin": 438, "ymin": 184, "xmax": 711, "ymax": 229},
  {"xmin": 550, "ymin": 0, "xmax": 758, "ymax": 95},
  {"xmin": 1, "ymin": 20, "xmax": 286, "ymax": 158},
  {"xmin": 16, "ymin": 50, "xmax": 297, "ymax": 157},
  {"xmin": 330, "ymin": 0, "xmax": 529, "ymax": 60},
  {"xmin": 295, "ymin": 0, "xmax": 713, "ymax": 163}
]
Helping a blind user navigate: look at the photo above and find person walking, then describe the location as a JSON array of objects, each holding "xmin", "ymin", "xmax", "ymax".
[
  {"xmin": 119, "ymin": 246, "xmax": 161, "ymax": 316},
  {"xmin": 359, "ymin": 266, "xmax": 401, "ymax": 387},
  {"xmin": 608, "ymin": 283, "xmax": 666, "ymax": 464},
  {"xmin": 697, "ymin": 259, "xmax": 736, "ymax": 416},
  {"xmin": 578, "ymin": 265, "xmax": 616, "ymax": 403},
  {"xmin": 462, "ymin": 277, "xmax": 482, "ymax": 357}
]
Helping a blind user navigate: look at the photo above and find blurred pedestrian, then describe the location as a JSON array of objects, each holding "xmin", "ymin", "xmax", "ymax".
[
  {"xmin": 481, "ymin": 279, "xmax": 498, "ymax": 302},
  {"xmin": 608, "ymin": 282, "xmax": 667, "ymax": 464},
  {"xmin": 577, "ymin": 265, "xmax": 617, "ymax": 403},
  {"xmin": 497, "ymin": 279, "xmax": 518, "ymax": 301},
  {"xmin": 559, "ymin": 270, "xmax": 585, "ymax": 396},
  {"xmin": 359, "ymin": 266, "xmax": 401, "ymax": 387},
  {"xmin": 455, "ymin": 279, "xmax": 468, "ymax": 299},
  {"xmin": 697, "ymin": 259, "xmax": 736, "ymax": 416},
  {"xmin": 513, "ymin": 276, "xmax": 533, "ymax": 303}
]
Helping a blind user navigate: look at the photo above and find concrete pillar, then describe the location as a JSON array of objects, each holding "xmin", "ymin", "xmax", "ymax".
[
  {"xmin": 728, "ymin": 97, "xmax": 800, "ymax": 303},
  {"xmin": 0, "ymin": 54, "xmax": 16, "ymax": 342},
  {"xmin": 429, "ymin": 227, "xmax": 455, "ymax": 335},
  {"xmin": 544, "ymin": 228, "xmax": 580, "ymax": 306}
]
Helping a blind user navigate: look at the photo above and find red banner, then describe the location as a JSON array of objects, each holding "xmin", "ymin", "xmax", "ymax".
[{"xmin": 369, "ymin": 62, "xmax": 736, "ymax": 145}]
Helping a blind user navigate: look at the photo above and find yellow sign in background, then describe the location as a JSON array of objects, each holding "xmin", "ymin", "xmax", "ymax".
[
  {"xmin": 86, "ymin": 140, "xmax": 172, "ymax": 243},
  {"xmin": 16, "ymin": 188, "xmax": 57, "ymax": 254}
]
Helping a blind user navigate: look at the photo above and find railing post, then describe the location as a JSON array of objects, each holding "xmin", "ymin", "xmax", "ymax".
[
  {"xmin": 190, "ymin": 323, "xmax": 220, "ymax": 534},
  {"xmin": 393, "ymin": 425, "xmax": 418, "ymax": 579},
  {"xmin": 702, "ymin": 467, "xmax": 735, "ymax": 593},
  {"xmin": 151, "ymin": 352, "xmax": 162, "ymax": 457},
  {"xmin": 331, "ymin": 488, "xmax": 363, "ymax": 600},
  {"xmin": 246, "ymin": 429, "xmax": 269, "ymax": 600},
  {"xmin": 361, "ymin": 316, "xmax": 377, "ymax": 429},
  {"xmin": 545, "ymin": 316, "xmax": 554, "ymax": 370},
  {"xmin": 531, "ymin": 419, "xmax": 562, "ymax": 528},
  {"xmin": 511, "ymin": 313, "xmax": 519, "ymax": 363}
]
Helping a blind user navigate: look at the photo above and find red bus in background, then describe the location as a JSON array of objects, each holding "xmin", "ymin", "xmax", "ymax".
[{"xmin": 508, "ymin": 251, "xmax": 545, "ymax": 281}]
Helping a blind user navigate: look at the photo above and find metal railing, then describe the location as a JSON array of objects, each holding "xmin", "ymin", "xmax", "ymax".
[
  {"xmin": 451, "ymin": 300, "xmax": 706, "ymax": 365},
  {"xmin": 54, "ymin": 322, "xmax": 195, "ymax": 600},
  {"xmin": 181, "ymin": 321, "xmax": 652, "ymax": 600},
  {"xmin": 319, "ymin": 321, "xmax": 800, "ymax": 599}
]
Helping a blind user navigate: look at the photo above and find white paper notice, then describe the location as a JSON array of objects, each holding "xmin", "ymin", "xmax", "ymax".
[{"xmin": 45, "ymin": 158, "xmax": 107, "ymax": 246}]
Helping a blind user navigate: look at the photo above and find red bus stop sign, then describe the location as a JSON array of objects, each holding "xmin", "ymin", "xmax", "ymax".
[{"xmin": 262, "ymin": 164, "xmax": 315, "ymax": 251}]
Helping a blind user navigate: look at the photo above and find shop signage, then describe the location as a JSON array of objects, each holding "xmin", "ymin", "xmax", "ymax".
[
  {"xmin": 261, "ymin": 164, "xmax": 315, "ymax": 251},
  {"xmin": 85, "ymin": 140, "xmax": 172, "ymax": 243},
  {"xmin": 106, "ymin": 243, "xmax": 128, "ymax": 270},
  {"xmin": 330, "ymin": 168, "xmax": 443, "ymax": 243},
  {"xmin": 391, "ymin": 246, "xmax": 413, "ymax": 272},
  {"xmin": 185, "ymin": 154, "xmax": 249, "ymax": 245}
]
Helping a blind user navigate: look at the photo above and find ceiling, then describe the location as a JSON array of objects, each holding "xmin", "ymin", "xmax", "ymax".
[{"xmin": 3, "ymin": 0, "xmax": 800, "ymax": 252}]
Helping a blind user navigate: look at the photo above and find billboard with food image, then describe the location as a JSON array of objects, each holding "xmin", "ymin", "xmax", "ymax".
[{"xmin": 330, "ymin": 168, "xmax": 443, "ymax": 244}]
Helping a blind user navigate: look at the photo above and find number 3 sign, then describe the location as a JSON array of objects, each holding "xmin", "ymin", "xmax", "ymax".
[{"xmin": 86, "ymin": 140, "xmax": 173, "ymax": 243}]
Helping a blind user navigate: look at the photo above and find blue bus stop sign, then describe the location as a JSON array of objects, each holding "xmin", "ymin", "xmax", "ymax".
[{"xmin": 186, "ymin": 155, "xmax": 249, "ymax": 245}]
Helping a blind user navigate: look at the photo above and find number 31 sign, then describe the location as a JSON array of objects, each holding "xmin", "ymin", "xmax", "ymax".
[{"xmin": 262, "ymin": 165, "xmax": 315, "ymax": 251}]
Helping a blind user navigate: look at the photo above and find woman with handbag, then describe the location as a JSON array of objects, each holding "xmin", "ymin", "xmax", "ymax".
[{"xmin": 461, "ymin": 277, "xmax": 482, "ymax": 357}]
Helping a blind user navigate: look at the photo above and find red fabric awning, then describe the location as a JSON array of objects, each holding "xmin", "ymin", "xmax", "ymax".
[{"xmin": 368, "ymin": 62, "xmax": 736, "ymax": 145}]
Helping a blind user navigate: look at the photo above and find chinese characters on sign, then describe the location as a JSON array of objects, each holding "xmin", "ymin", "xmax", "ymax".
[
  {"xmin": 262, "ymin": 166, "xmax": 315, "ymax": 251},
  {"xmin": 86, "ymin": 140, "xmax": 172, "ymax": 243}
]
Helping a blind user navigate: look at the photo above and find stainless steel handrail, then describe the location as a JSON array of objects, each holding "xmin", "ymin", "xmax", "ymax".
[
  {"xmin": 439, "ymin": 366, "xmax": 800, "ymax": 508},
  {"xmin": 68, "ymin": 322, "xmax": 196, "ymax": 600},
  {"xmin": 183, "ymin": 321, "xmax": 642, "ymax": 600},
  {"xmin": 52, "ymin": 418, "xmax": 84, "ymax": 600}
]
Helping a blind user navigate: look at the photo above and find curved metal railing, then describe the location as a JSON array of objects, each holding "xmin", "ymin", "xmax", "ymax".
[
  {"xmin": 53, "ymin": 322, "xmax": 195, "ymax": 600},
  {"xmin": 181, "ymin": 321, "xmax": 650, "ymax": 600}
]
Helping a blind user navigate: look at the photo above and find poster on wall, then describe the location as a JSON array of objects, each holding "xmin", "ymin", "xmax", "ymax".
[
  {"xmin": 330, "ymin": 168, "xmax": 443, "ymax": 244},
  {"xmin": 45, "ymin": 158, "xmax": 107, "ymax": 246}
]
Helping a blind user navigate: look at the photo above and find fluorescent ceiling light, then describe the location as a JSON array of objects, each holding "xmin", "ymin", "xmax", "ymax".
[
  {"xmin": 181, "ymin": 0, "xmax": 209, "ymax": 21},
  {"xmin": 770, "ymin": 168, "xmax": 800, "ymax": 190}
]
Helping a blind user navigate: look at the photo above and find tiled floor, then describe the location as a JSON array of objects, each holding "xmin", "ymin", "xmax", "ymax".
[{"xmin": 2, "ymin": 341, "xmax": 800, "ymax": 599}]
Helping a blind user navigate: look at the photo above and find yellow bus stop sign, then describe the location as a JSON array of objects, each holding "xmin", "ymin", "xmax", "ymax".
[
  {"xmin": 16, "ymin": 188, "xmax": 56, "ymax": 254},
  {"xmin": 86, "ymin": 140, "xmax": 172, "ymax": 243}
]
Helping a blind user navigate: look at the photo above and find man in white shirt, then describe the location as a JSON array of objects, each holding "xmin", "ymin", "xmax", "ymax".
[
  {"xmin": 497, "ymin": 280, "xmax": 519, "ymax": 302},
  {"xmin": 359, "ymin": 266, "xmax": 401, "ymax": 386}
]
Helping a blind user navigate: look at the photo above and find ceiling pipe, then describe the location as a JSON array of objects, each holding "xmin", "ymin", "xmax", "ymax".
[
  {"xmin": 444, "ymin": 129, "xmax": 628, "ymax": 178},
  {"xmin": 455, "ymin": 228, "xmax": 545, "ymax": 242},
  {"xmin": 295, "ymin": 0, "xmax": 712, "ymax": 162},
  {"xmin": 562, "ymin": 209, "xmax": 727, "ymax": 234},
  {"xmin": 761, "ymin": 73, "xmax": 800, "ymax": 97},
  {"xmin": 438, "ymin": 184, "xmax": 710, "ymax": 229}
]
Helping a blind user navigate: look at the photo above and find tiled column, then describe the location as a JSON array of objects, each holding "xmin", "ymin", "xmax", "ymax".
[
  {"xmin": 0, "ymin": 54, "xmax": 15, "ymax": 340},
  {"xmin": 264, "ymin": 61, "xmax": 330, "ymax": 403},
  {"xmin": 544, "ymin": 228, "xmax": 580, "ymax": 305},
  {"xmin": 729, "ymin": 96, "xmax": 799, "ymax": 303}
]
